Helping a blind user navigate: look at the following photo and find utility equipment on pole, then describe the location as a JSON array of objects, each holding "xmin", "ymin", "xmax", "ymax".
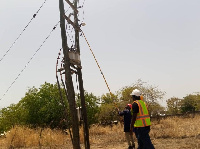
[
  {"xmin": 73, "ymin": 0, "xmax": 90, "ymax": 148},
  {"xmin": 59, "ymin": 0, "xmax": 81, "ymax": 148},
  {"xmin": 59, "ymin": 0, "xmax": 90, "ymax": 149}
]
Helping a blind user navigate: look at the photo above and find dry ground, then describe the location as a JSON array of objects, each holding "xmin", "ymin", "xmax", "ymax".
[{"xmin": 0, "ymin": 115, "xmax": 200, "ymax": 149}]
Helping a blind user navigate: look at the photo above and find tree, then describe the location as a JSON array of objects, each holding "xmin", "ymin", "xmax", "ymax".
[
  {"xmin": 180, "ymin": 94, "xmax": 200, "ymax": 113},
  {"xmin": 166, "ymin": 97, "xmax": 182, "ymax": 114},
  {"xmin": 21, "ymin": 82, "xmax": 68, "ymax": 127},
  {"xmin": 98, "ymin": 103, "xmax": 118, "ymax": 124},
  {"xmin": 117, "ymin": 79, "xmax": 165, "ymax": 104},
  {"xmin": 0, "ymin": 82, "xmax": 102, "ymax": 132},
  {"xmin": 97, "ymin": 92, "xmax": 120, "ymax": 124},
  {"xmin": 0, "ymin": 104, "xmax": 19, "ymax": 132},
  {"xmin": 101, "ymin": 93, "xmax": 118, "ymax": 104},
  {"xmin": 76, "ymin": 92, "xmax": 100, "ymax": 125},
  {"xmin": 147, "ymin": 102, "xmax": 165, "ymax": 116}
]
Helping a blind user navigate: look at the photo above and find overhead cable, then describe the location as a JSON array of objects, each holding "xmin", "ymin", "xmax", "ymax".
[
  {"xmin": 0, "ymin": 6, "xmax": 71, "ymax": 101},
  {"xmin": 0, "ymin": 22, "xmax": 59, "ymax": 101},
  {"xmin": 0, "ymin": 0, "xmax": 48, "ymax": 63}
]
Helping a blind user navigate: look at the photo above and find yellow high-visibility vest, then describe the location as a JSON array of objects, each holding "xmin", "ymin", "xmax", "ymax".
[{"xmin": 133, "ymin": 100, "xmax": 151, "ymax": 127}]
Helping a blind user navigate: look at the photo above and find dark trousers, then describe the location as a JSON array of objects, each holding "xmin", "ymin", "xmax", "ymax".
[{"xmin": 135, "ymin": 126, "xmax": 154, "ymax": 149}]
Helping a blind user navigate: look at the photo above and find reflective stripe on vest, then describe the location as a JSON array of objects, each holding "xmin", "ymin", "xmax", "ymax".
[{"xmin": 134, "ymin": 100, "xmax": 151, "ymax": 127}]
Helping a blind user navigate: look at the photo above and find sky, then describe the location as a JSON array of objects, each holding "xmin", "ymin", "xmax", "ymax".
[{"xmin": 0, "ymin": 0, "xmax": 200, "ymax": 108}]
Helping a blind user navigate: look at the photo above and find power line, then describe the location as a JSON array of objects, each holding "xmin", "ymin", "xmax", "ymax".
[
  {"xmin": 0, "ymin": 22, "xmax": 59, "ymax": 101},
  {"xmin": 0, "ymin": 6, "xmax": 72, "ymax": 101},
  {"xmin": 0, "ymin": 0, "xmax": 48, "ymax": 63}
]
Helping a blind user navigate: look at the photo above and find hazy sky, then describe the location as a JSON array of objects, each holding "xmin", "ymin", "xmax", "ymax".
[{"xmin": 0, "ymin": 0, "xmax": 200, "ymax": 108}]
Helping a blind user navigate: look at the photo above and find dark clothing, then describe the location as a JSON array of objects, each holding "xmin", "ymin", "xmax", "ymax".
[
  {"xmin": 132, "ymin": 102, "xmax": 139, "ymax": 113},
  {"xmin": 132, "ymin": 99, "xmax": 154, "ymax": 149},
  {"xmin": 135, "ymin": 126, "xmax": 154, "ymax": 149},
  {"xmin": 118, "ymin": 109, "xmax": 132, "ymax": 132}
]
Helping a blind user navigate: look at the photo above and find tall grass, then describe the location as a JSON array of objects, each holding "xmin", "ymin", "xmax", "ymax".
[
  {"xmin": 0, "ymin": 126, "xmax": 70, "ymax": 148},
  {"xmin": 150, "ymin": 115, "xmax": 200, "ymax": 139},
  {"xmin": 0, "ymin": 115, "xmax": 199, "ymax": 148}
]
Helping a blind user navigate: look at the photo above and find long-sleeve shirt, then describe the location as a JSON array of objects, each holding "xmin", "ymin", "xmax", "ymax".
[{"xmin": 118, "ymin": 109, "xmax": 132, "ymax": 132}]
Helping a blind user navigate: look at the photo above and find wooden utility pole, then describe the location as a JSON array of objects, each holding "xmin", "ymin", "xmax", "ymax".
[
  {"xmin": 59, "ymin": 0, "xmax": 81, "ymax": 149},
  {"xmin": 74, "ymin": 0, "xmax": 90, "ymax": 148}
]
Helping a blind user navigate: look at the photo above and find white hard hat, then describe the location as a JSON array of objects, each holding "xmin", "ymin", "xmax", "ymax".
[{"xmin": 130, "ymin": 89, "xmax": 141, "ymax": 96}]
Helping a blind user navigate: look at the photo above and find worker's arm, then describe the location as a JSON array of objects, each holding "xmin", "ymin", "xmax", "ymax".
[
  {"xmin": 130, "ymin": 113, "xmax": 137, "ymax": 134},
  {"xmin": 118, "ymin": 110, "xmax": 125, "ymax": 116}
]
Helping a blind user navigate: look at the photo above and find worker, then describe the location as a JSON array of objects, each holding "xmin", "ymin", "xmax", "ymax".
[
  {"xmin": 130, "ymin": 89, "xmax": 154, "ymax": 149},
  {"xmin": 118, "ymin": 104, "xmax": 135, "ymax": 149}
]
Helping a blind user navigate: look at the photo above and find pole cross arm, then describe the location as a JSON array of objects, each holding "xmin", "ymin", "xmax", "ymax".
[
  {"xmin": 64, "ymin": 0, "xmax": 78, "ymax": 14},
  {"xmin": 63, "ymin": 14, "xmax": 81, "ymax": 31}
]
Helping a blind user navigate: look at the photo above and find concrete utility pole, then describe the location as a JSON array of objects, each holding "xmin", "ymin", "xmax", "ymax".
[
  {"xmin": 73, "ymin": 0, "xmax": 90, "ymax": 148},
  {"xmin": 59, "ymin": 0, "xmax": 81, "ymax": 149}
]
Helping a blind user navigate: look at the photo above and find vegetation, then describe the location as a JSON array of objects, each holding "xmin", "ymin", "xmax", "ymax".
[
  {"xmin": 166, "ymin": 94, "xmax": 200, "ymax": 115},
  {"xmin": 0, "ymin": 115, "xmax": 200, "ymax": 148},
  {"xmin": 166, "ymin": 97, "xmax": 182, "ymax": 114},
  {"xmin": 0, "ymin": 82, "xmax": 101, "ymax": 133},
  {"xmin": 77, "ymin": 92, "xmax": 100, "ymax": 125},
  {"xmin": 0, "ymin": 79, "xmax": 200, "ymax": 135},
  {"xmin": 98, "ymin": 79, "xmax": 166, "ymax": 122}
]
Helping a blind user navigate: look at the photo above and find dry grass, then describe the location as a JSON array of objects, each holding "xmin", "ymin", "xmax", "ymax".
[
  {"xmin": 0, "ymin": 126, "xmax": 71, "ymax": 148},
  {"xmin": 0, "ymin": 115, "xmax": 200, "ymax": 148},
  {"xmin": 150, "ymin": 115, "xmax": 200, "ymax": 139}
]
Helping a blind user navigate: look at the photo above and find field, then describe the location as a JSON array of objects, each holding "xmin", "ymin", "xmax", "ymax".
[{"xmin": 0, "ymin": 115, "xmax": 200, "ymax": 149}]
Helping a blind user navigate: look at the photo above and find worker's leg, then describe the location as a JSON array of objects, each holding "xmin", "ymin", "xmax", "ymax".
[
  {"xmin": 125, "ymin": 132, "xmax": 135, "ymax": 149},
  {"xmin": 125, "ymin": 132, "xmax": 132, "ymax": 146},
  {"xmin": 135, "ymin": 128, "xmax": 143, "ymax": 149},
  {"xmin": 136, "ymin": 126, "xmax": 154, "ymax": 149},
  {"xmin": 129, "ymin": 132, "xmax": 135, "ymax": 148}
]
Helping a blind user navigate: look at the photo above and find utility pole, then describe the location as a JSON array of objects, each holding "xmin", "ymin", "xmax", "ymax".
[
  {"xmin": 59, "ymin": 0, "xmax": 81, "ymax": 149},
  {"xmin": 73, "ymin": 0, "xmax": 90, "ymax": 148}
]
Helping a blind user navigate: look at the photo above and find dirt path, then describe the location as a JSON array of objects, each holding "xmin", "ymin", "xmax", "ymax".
[
  {"xmin": 0, "ymin": 137, "xmax": 199, "ymax": 149},
  {"xmin": 89, "ymin": 137, "xmax": 200, "ymax": 149}
]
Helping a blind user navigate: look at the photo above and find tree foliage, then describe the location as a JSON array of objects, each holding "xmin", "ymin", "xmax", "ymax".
[
  {"xmin": 0, "ymin": 82, "xmax": 68, "ymax": 132},
  {"xmin": 98, "ymin": 103, "xmax": 118, "ymax": 124},
  {"xmin": 100, "ymin": 93, "xmax": 118, "ymax": 104},
  {"xmin": 180, "ymin": 94, "xmax": 200, "ymax": 113},
  {"xmin": 19, "ymin": 83, "xmax": 68, "ymax": 127},
  {"xmin": 3, "ymin": 79, "xmax": 200, "ymax": 132},
  {"xmin": 166, "ymin": 97, "xmax": 182, "ymax": 114},
  {"xmin": 117, "ymin": 79, "xmax": 166, "ymax": 104},
  {"xmin": 0, "ymin": 82, "xmax": 104, "ymax": 132},
  {"xmin": 147, "ymin": 102, "xmax": 165, "ymax": 116},
  {"xmin": 76, "ymin": 92, "xmax": 100, "ymax": 125}
]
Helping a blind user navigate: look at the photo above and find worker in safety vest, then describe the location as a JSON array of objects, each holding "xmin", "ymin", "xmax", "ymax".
[
  {"xmin": 117, "ymin": 104, "xmax": 135, "ymax": 149},
  {"xmin": 130, "ymin": 89, "xmax": 154, "ymax": 149}
]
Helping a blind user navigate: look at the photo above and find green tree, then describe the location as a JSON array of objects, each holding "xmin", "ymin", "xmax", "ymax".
[
  {"xmin": 77, "ymin": 92, "xmax": 100, "ymax": 125},
  {"xmin": 101, "ymin": 93, "xmax": 118, "ymax": 104},
  {"xmin": 147, "ymin": 102, "xmax": 165, "ymax": 116},
  {"xmin": 0, "ymin": 103, "xmax": 28, "ymax": 132},
  {"xmin": 0, "ymin": 104, "xmax": 18, "ymax": 132},
  {"xmin": 118, "ymin": 79, "xmax": 165, "ymax": 104},
  {"xmin": 98, "ymin": 103, "xmax": 118, "ymax": 124},
  {"xmin": 180, "ymin": 94, "xmax": 200, "ymax": 113},
  {"xmin": 166, "ymin": 97, "xmax": 182, "ymax": 114},
  {"xmin": 16, "ymin": 82, "xmax": 68, "ymax": 128},
  {"xmin": 98, "ymin": 92, "xmax": 119, "ymax": 124}
]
